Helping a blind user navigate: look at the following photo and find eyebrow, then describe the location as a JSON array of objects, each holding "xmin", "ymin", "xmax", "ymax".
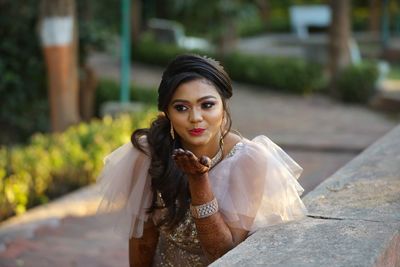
[{"xmin": 171, "ymin": 95, "xmax": 218, "ymax": 105}]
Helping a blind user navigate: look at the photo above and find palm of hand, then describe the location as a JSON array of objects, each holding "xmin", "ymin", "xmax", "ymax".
[{"xmin": 172, "ymin": 149, "xmax": 210, "ymax": 176}]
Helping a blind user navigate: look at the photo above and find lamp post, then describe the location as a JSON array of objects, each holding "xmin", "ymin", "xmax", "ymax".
[
  {"xmin": 381, "ymin": 0, "xmax": 389, "ymax": 49},
  {"xmin": 120, "ymin": 0, "xmax": 131, "ymax": 103}
]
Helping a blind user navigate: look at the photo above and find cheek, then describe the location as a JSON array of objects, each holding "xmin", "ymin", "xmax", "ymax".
[
  {"xmin": 207, "ymin": 108, "xmax": 224, "ymax": 126},
  {"xmin": 169, "ymin": 112, "xmax": 188, "ymax": 130}
]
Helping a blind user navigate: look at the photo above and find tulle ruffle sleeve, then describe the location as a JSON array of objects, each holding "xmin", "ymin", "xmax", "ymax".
[
  {"xmin": 210, "ymin": 135, "xmax": 307, "ymax": 232},
  {"xmin": 96, "ymin": 138, "xmax": 152, "ymax": 238}
]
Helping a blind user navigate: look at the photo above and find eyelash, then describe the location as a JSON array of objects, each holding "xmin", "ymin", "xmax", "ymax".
[
  {"xmin": 174, "ymin": 104, "xmax": 188, "ymax": 112},
  {"xmin": 201, "ymin": 102, "xmax": 215, "ymax": 109},
  {"xmin": 173, "ymin": 102, "xmax": 216, "ymax": 112}
]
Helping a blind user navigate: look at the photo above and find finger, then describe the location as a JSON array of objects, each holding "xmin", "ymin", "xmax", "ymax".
[
  {"xmin": 172, "ymin": 148, "xmax": 185, "ymax": 159},
  {"xmin": 184, "ymin": 150, "xmax": 198, "ymax": 162},
  {"xmin": 199, "ymin": 156, "xmax": 211, "ymax": 167}
]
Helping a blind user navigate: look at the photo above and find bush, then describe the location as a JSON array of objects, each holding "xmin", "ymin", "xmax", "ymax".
[
  {"xmin": 95, "ymin": 79, "xmax": 158, "ymax": 116},
  {"xmin": 132, "ymin": 35, "xmax": 190, "ymax": 68},
  {"xmin": 0, "ymin": 110, "xmax": 157, "ymax": 222},
  {"xmin": 0, "ymin": 1, "xmax": 49, "ymax": 144},
  {"xmin": 223, "ymin": 52, "xmax": 322, "ymax": 94},
  {"xmin": 132, "ymin": 38, "xmax": 322, "ymax": 94},
  {"xmin": 336, "ymin": 63, "xmax": 379, "ymax": 103}
]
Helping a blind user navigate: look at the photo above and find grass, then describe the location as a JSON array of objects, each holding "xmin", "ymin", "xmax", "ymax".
[{"xmin": 387, "ymin": 64, "xmax": 400, "ymax": 80}]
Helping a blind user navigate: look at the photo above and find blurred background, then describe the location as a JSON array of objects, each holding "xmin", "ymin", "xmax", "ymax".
[{"xmin": 0, "ymin": 0, "xmax": 400, "ymax": 265}]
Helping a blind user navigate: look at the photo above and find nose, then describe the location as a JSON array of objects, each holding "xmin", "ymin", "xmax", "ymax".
[{"xmin": 189, "ymin": 107, "xmax": 203, "ymax": 123}]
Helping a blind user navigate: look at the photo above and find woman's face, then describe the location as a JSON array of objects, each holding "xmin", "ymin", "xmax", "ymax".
[{"xmin": 167, "ymin": 79, "xmax": 224, "ymax": 152}]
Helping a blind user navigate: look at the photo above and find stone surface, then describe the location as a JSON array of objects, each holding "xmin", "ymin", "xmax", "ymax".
[
  {"xmin": 211, "ymin": 218, "xmax": 400, "ymax": 267},
  {"xmin": 212, "ymin": 125, "xmax": 400, "ymax": 267},
  {"xmin": 304, "ymin": 124, "xmax": 400, "ymax": 222},
  {"xmin": 0, "ymin": 214, "xmax": 128, "ymax": 267},
  {"xmin": 0, "ymin": 184, "xmax": 101, "ymax": 245}
]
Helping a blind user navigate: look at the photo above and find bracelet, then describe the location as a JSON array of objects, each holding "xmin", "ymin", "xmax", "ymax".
[{"xmin": 190, "ymin": 198, "xmax": 219, "ymax": 219}]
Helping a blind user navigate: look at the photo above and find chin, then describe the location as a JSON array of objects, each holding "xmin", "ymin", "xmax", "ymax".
[{"xmin": 182, "ymin": 136, "xmax": 210, "ymax": 147}]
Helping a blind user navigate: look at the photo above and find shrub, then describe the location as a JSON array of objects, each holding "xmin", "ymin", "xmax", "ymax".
[
  {"xmin": 132, "ymin": 35, "xmax": 190, "ymax": 68},
  {"xmin": 95, "ymin": 79, "xmax": 157, "ymax": 116},
  {"xmin": 336, "ymin": 63, "xmax": 379, "ymax": 103},
  {"xmin": 0, "ymin": 1, "xmax": 49, "ymax": 144},
  {"xmin": 0, "ymin": 110, "xmax": 157, "ymax": 222},
  {"xmin": 223, "ymin": 52, "xmax": 322, "ymax": 94},
  {"xmin": 132, "ymin": 38, "xmax": 322, "ymax": 94}
]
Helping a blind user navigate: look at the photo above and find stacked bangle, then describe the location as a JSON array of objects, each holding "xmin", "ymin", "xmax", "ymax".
[{"xmin": 190, "ymin": 198, "xmax": 219, "ymax": 219}]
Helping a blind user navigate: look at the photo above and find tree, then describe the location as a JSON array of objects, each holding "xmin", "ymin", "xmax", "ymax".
[
  {"xmin": 171, "ymin": 0, "xmax": 241, "ymax": 56},
  {"xmin": 328, "ymin": 0, "xmax": 352, "ymax": 97},
  {"xmin": 0, "ymin": 0, "xmax": 48, "ymax": 144},
  {"xmin": 131, "ymin": 0, "xmax": 143, "ymax": 45},
  {"xmin": 369, "ymin": 0, "xmax": 381, "ymax": 35},
  {"xmin": 39, "ymin": 0, "xmax": 80, "ymax": 132},
  {"xmin": 255, "ymin": 0, "xmax": 270, "ymax": 24}
]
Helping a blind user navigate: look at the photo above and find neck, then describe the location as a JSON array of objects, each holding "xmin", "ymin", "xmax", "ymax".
[{"xmin": 181, "ymin": 139, "xmax": 221, "ymax": 159}]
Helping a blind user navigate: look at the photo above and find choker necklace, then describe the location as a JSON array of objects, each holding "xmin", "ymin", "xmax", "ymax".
[{"xmin": 210, "ymin": 147, "xmax": 223, "ymax": 169}]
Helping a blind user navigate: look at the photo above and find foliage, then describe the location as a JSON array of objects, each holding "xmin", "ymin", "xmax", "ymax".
[
  {"xmin": 0, "ymin": 0, "xmax": 49, "ymax": 144},
  {"xmin": 388, "ymin": 64, "xmax": 400, "ymax": 80},
  {"xmin": 154, "ymin": 0, "xmax": 242, "ymax": 40},
  {"xmin": 336, "ymin": 63, "xmax": 379, "ymax": 103},
  {"xmin": 0, "ymin": 0, "xmax": 118, "ymax": 145},
  {"xmin": 76, "ymin": 0, "xmax": 120, "ymax": 65},
  {"xmin": 133, "ymin": 33, "xmax": 191, "ymax": 67},
  {"xmin": 95, "ymin": 79, "xmax": 158, "ymax": 116},
  {"xmin": 132, "ymin": 37, "xmax": 323, "ymax": 94},
  {"xmin": 224, "ymin": 52, "xmax": 322, "ymax": 93},
  {"xmin": 0, "ymin": 110, "xmax": 157, "ymax": 222}
]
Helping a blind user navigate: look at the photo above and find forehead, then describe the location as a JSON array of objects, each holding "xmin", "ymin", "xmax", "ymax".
[{"xmin": 170, "ymin": 79, "xmax": 221, "ymax": 102}]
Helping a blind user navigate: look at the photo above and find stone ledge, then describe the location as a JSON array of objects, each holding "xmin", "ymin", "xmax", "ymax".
[
  {"xmin": 211, "ymin": 218, "xmax": 399, "ymax": 267},
  {"xmin": 211, "ymin": 124, "xmax": 400, "ymax": 267}
]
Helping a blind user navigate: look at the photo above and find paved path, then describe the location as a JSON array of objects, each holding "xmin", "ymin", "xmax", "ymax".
[{"xmin": 0, "ymin": 52, "xmax": 398, "ymax": 267}]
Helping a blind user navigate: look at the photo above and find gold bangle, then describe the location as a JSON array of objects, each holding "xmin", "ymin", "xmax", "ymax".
[{"xmin": 190, "ymin": 198, "xmax": 219, "ymax": 219}]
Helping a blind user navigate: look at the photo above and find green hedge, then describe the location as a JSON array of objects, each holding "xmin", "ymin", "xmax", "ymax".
[
  {"xmin": 132, "ymin": 38, "xmax": 323, "ymax": 94},
  {"xmin": 95, "ymin": 79, "xmax": 157, "ymax": 116},
  {"xmin": 337, "ymin": 63, "xmax": 379, "ymax": 103},
  {"xmin": 223, "ymin": 52, "xmax": 322, "ymax": 94},
  {"xmin": 0, "ymin": 110, "xmax": 157, "ymax": 221}
]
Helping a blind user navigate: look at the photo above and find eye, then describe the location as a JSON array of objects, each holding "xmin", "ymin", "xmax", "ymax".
[
  {"xmin": 173, "ymin": 104, "xmax": 188, "ymax": 112},
  {"xmin": 201, "ymin": 102, "xmax": 216, "ymax": 109}
]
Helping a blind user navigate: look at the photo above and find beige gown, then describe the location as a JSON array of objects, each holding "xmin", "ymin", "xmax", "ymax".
[{"xmin": 97, "ymin": 135, "xmax": 307, "ymax": 266}]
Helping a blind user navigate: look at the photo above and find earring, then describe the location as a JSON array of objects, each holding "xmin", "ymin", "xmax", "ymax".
[
  {"xmin": 170, "ymin": 123, "xmax": 175, "ymax": 140},
  {"xmin": 219, "ymin": 124, "xmax": 225, "ymax": 147}
]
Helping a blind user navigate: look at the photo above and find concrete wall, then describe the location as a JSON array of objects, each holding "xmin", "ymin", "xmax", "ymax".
[{"xmin": 211, "ymin": 125, "xmax": 400, "ymax": 267}]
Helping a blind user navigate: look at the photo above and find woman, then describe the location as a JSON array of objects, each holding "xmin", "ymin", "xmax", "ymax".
[{"xmin": 97, "ymin": 54, "xmax": 307, "ymax": 266}]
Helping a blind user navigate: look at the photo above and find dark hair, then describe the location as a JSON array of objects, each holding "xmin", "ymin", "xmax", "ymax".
[{"xmin": 131, "ymin": 54, "xmax": 233, "ymax": 228}]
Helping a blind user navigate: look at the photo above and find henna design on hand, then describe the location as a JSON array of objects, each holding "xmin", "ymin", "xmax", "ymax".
[{"xmin": 172, "ymin": 149, "xmax": 210, "ymax": 177}]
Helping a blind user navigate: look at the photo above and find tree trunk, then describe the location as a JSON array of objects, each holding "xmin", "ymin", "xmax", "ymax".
[
  {"xmin": 79, "ymin": 65, "xmax": 97, "ymax": 121},
  {"xmin": 328, "ymin": 0, "xmax": 352, "ymax": 97},
  {"xmin": 39, "ymin": 0, "xmax": 80, "ymax": 132},
  {"xmin": 255, "ymin": 0, "xmax": 270, "ymax": 23},
  {"xmin": 369, "ymin": 0, "xmax": 381, "ymax": 35},
  {"xmin": 131, "ymin": 0, "xmax": 142, "ymax": 45},
  {"xmin": 217, "ymin": 17, "xmax": 237, "ymax": 57},
  {"xmin": 78, "ymin": 0, "xmax": 97, "ymax": 121}
]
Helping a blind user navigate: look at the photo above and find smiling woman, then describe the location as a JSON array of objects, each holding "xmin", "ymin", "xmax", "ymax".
[{"xmin": 97, "ymin": 54, "xmax": 307, "ymax": 266}]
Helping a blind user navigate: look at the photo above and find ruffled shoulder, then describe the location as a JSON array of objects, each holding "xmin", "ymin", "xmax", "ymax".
[
  {"xmin": 96, "ymin": 137, "xmax": 152, "ymax": 238},
  {"xmin": 210, "ymin": 135, "xmax": 307, "ymax": 232}
]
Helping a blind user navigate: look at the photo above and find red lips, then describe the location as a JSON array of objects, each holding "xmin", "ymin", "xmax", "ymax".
[{"xmin": 189, "ymin": 128, "xmax": 205, "ymax": 136}]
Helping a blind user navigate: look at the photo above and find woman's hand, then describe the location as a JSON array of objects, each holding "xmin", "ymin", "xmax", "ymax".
[{"xmin": 172, "ymin": 149, "xmax": 211, "ymax": 177}]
